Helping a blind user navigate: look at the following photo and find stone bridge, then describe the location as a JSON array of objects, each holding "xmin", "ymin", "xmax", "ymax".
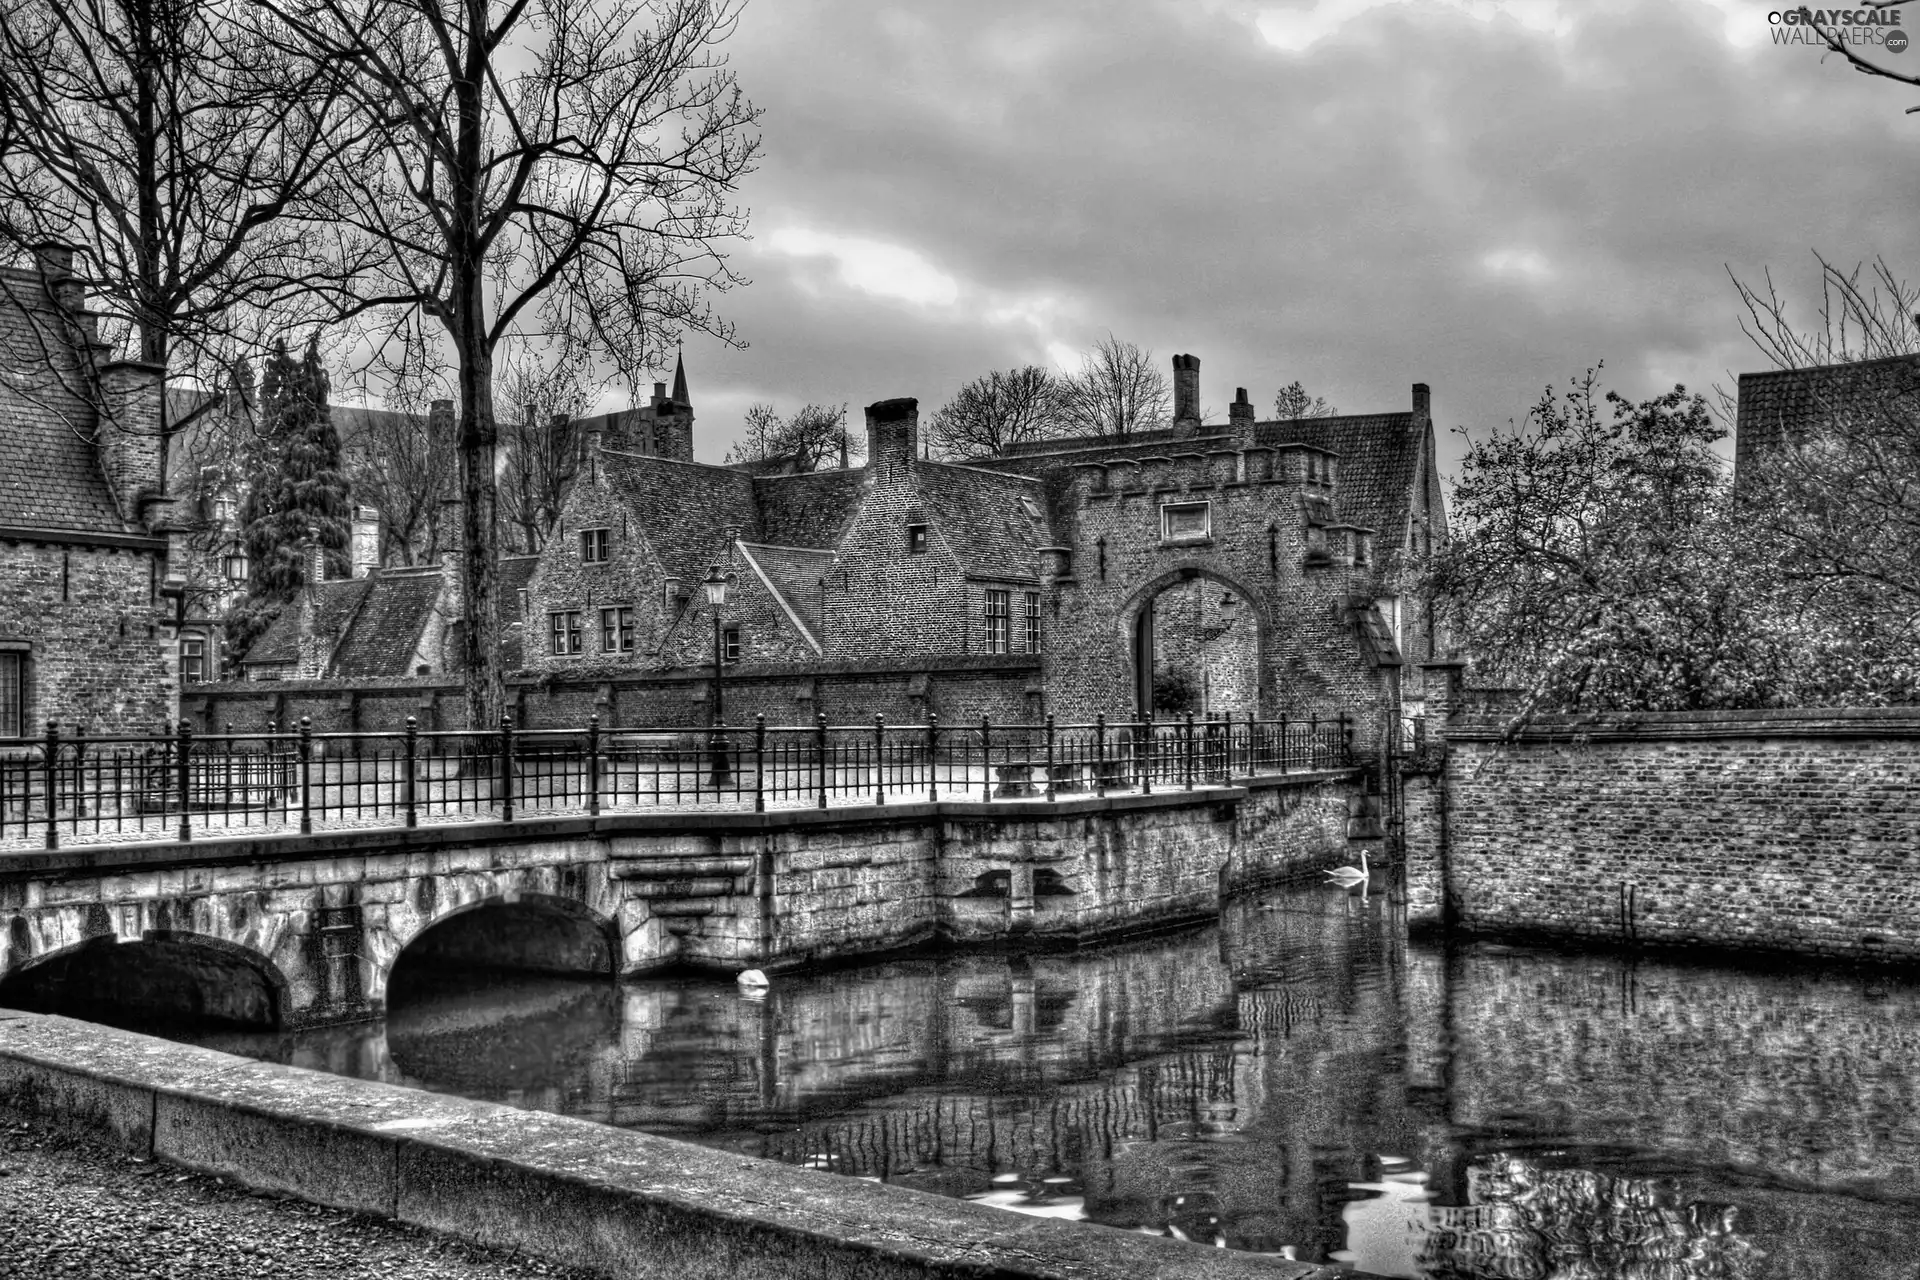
[{"xmin": 0, "ymin": 773, "xmax": 1362, "ymax": 1029}]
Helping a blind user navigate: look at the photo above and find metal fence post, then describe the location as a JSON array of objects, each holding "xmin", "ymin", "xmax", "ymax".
[
  {"xmin": 1222, "ymin": 711, "xmax": 1234, "ymax": 782},
  {"xmin": 1043, "ymin": 714, "xmax": 1056, "ymax": 802},
  {"xmin": 176, "ymin": 720, "xmax": 193, "ymax": 843},
  {"xmin": 1342, "ymin": 711, "xmax": 1354, "ymax": 766},
  {"xmin": 1278, "ymin": 712, "xmax": 1289, "ymax": 771},
  {"xmin": 404, "ymin": 717, "xmax": 420, "ymax": 827},
  {"xmin": 1139, "ymin": 713, "xmax": 1152, "ymax": 795},
  {"xmin": 927, "ymin": 712, "xmax": 940, "ymax": 803},
  {"xmin": 1184, "ymin": 712, "xmax": 1195, "ymax": 791},
  {"xmin": 873, "ymin": 714, "xmax": 886, "ymax": 806},
  {"xmin": 500, "ymin": 714, "xmax": 515, "ymax": 823},
  {"xmin": 1095, "ymin": 713, "xmax": 1107, "ymax": 798},
  {"xmin": 42, "ymin": 720, "xmax": 58, "ymax": 851},
  {"xmin": 980, "ymin": 715, "xmax": 992, "ymax": 803},
  {"xmin": 754, "ymin": 715, "xmax": 766, "ymax": 813},
  {"xmin": 586, "ymin": 713, "xmax": 602, "ymax": 817},
  {"xmin": 298, "ymin": 717, "xmax": 313, "ymax": 835},
  {"xmin": 815, "ymin": 712, "xmax": 828, "ymax": 809}
]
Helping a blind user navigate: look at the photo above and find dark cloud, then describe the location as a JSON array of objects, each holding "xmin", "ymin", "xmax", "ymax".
[{"xmin": 676, "ymin": 0, "xmax": 1920, "ymax": 478}]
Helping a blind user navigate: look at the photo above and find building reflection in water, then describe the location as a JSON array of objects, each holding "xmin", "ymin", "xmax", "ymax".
[{"xmin": 191, "ymin": 884, "xmax": 1920, "ymax": 1276}]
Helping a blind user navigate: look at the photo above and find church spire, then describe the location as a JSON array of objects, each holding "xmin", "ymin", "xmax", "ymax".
[{"xmin": 670, "ymin": 345, "xmax": 689, "ymax": 407}]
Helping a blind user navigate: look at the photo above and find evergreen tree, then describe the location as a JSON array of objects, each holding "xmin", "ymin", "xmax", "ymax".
[{"xmin": 227, "ymin": 338, "xmax": 353, "ymax": 657}]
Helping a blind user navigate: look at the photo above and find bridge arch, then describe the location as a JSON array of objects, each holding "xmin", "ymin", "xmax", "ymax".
[
  {"xmin": 1119, "ymin": 565, "xmax": 1269, "ymax": 720},
  {"xmin": 0, "ymin": 930, "xmax": 289, "ymax": 1031},
  {"xmin": 383, "ymin": 892, "xmax": 620, "ymax": 1007}
]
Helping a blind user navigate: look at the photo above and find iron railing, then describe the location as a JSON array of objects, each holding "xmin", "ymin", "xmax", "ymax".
[{"xmin": 0, "ymin": 712, "xmax": 1354, "ymax": 849}]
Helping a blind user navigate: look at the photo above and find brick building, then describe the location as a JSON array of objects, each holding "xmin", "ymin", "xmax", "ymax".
[
  {"xmin": 0, "ymin": 251, "xmax": 179, "ymax": 738},
  {"xmin": 522, "ymin": 354, "xmax": 1447, "ymax": 747}
]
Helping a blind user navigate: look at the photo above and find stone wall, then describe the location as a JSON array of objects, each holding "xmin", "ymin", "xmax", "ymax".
[
  {"xmin": 1417, "ymin": 707, "xmax": 1920, "ymax": 959},
  {"xmin": 180, "ymin": 658, "xmax": 1041, "ymax": 735}
]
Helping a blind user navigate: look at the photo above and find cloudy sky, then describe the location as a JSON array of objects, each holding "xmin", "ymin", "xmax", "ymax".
[{"xmin": 660, "ymin": 0, "xmax": 1920, "ymax": 477}]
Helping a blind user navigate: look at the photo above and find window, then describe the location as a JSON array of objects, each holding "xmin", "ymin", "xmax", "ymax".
[
  {"xmin": 907, "ymin": 523, "xmax": 929, "ymax": 554},
  {"xmin": 180, "ymin": 636, "xmax": 206, "ymax": 684},
  {"xmin": 1160, "ymin": 501, "xmax": 1212, "ymax": 543},
  {"xmin": 579, "ymin": 527, "xmax": 611, "ymax": 563},
  {"xmin": 547, "ymin": 610, "xmax": 583, "ymax": 655},
  {"xmin": 600, "ymin": 606, "xmax": 635, "ymax": 653},
  {"xmin": 1023, "ymin": 591, "xmax": 1041, "ymax": 655},
  {"xmin": 723, "ymin": 626, "xmax": 741, "ymax": 663},
  {"xmin": 517, "ymin": 588, "xmax": 530, "ymax": 620},
  {"xmin": 984, "ymin": 589, "xmax": 1010, "ymax": 654},
  {"xmin": 1306, "ymin": 452, "xmax": 1319, "ymax": 482},
  {"xmin": 0, "ymin": 651, "xmax": 21, "ymax": 738}
]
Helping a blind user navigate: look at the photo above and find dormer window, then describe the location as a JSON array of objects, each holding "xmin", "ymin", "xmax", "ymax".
[
  {"xmin": 580, "ymin": 527, "xmax": 611, "ymax": 563},
  {"xmin": 1160, "ymin": 501, "xmax": 1212, "ymax": 544},
  {"xmin": 1325, "ymin": 455, "xmax": 1337, "ymax": 485},
  {"xmin": 1353, "ymin": 531, "xmax": 1371, "ymax": 566},
  {"xmin": 907, "ymin": 523, "xmax": 929, "ymax": 554}
]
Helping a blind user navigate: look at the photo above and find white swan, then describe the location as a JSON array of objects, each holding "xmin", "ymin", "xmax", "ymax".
[
  {"xmin": 736, "ymin": 968, "xmax": 770, "ymax": 988},
  {"xmin": 1323, "ymin": 849, "xmax": 1370, "ymax": 888}
]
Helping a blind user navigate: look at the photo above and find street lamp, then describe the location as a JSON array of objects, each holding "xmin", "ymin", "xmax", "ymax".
[{"xmin": 703, "ymin": 564, "xmax": 736, "ymax": 786}]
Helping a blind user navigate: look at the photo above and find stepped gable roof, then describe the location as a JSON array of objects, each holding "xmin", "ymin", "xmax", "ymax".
[
  {"xmin": 1258, "ymin": 412, "xmax": 1419, "ymax": 541},
  {"xmin": 329, "ymin": 568, "xmax": 442, "ymax": 677},
  {"xmin": 1734, "ymin": 353, "xmax": 1920, "ymax": 474},
  {"xmin": 603, "ymin": 450, "xmax": 757, "ymax": 579},
  {"xmin": 0, "ymin": 269, "xmax": 126, "ymax": 533},
  {"xmin": 242, "ymin": 576, "xmax": 375, "ymax": 665},
  {"xmin": 738, "ymin": 543, "xmax": 834, "ymax": 649},
  {"xmin": 914, "ymin": 460, "xmax": 1047, "ymax": 580},
  {"xmin": 752, "ymin": 466, "xmax": 866, "ymax": 549}
]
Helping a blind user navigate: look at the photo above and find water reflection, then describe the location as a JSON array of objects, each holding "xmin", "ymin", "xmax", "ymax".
[{"xmin": 189, "ymin": 883, "xmax": 1920, "ymax": 1274}]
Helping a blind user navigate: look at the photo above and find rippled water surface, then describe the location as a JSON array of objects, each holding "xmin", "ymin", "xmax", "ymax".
[{"xmin": 189, "ymin": 884, "xmax": 1920, "ymax": 1276}]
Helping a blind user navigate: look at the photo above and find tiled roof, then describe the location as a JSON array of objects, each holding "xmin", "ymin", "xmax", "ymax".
[
  {"xmin": 738, "ymin": 543, "xmax": 835, "ymax": 644},
  {"xmin": 0, "ymin": 268, "xmax": 126, "ymax": 533},
  {"xmin": 1256, "ymin": 413, "xmax": 1420, "ymax": 542},
  {"xmin": 999, "ymin": 426, "xmax": 1189, "ymax": 456},
  {"xmin": 913, "ymin": 461, "xmax": 1046, "ymax": 581},
  {"xmin": 499, "ymin": 555, "xmax": 539, "ymax": 623},
  {"xmin": 753, "ymin": 467, "xmax": 867, "ymax": 549},
  {"xmin": 1734, "ymin": 354, "xmax": 1920, "ymax": 478},
  {"xmin": 242, "ymin": 577, "xmax": 374, "ymax": 665},
  {"xmin": 329, "ymin": 569, "xmax": 443, "ymax": 677},
  {"xmin": 603, "ymin": 451, "xmax": 758, "ymax": 580}
]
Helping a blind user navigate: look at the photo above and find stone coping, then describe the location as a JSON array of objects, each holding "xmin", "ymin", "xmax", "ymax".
[
  {"xmin": 0, "ymin": 774, "xmax": 1357, "ymax": 879},
  {"xmin": 1447, "ymin": 706, "xmax": 1920, "ymax": 742},
  {"xmin": 0, "ymin": 1011, "xmax": 1346, "ymax": 1280}
]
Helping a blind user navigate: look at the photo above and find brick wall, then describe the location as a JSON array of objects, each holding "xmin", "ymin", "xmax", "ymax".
[
  {"xmin": 1419, "ymin": 708, "xmax": 1920, "ymax": 959},
  {"xmin": 0, "ymin": 536, "xmax": 176, "ymax": 737}
]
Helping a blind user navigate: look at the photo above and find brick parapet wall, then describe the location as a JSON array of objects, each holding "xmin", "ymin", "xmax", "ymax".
[{"xmin": 1420, "ymin": 707, "xmax": 1920, "ymax": 959}]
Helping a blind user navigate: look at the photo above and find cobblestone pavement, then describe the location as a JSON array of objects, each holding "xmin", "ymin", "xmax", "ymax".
[{"xmin": 0, "ymin": 1117, "xmax": 607, "ymax": 1280}]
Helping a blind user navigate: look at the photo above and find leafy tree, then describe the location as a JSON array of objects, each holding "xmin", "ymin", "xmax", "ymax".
[
  {"xmin": 1273, "ymin": 381, "xmax": 1336, "ymax": 420},
  {"xmin": 227, "ymin": 337, "xmax": 351, "ymax": 655},
  {"xmin": 724, "ymin": 402, "xmax": 857, "ymax": 471},
  {"xmin": 1059, "ymin": 335, "xmax": 1169, "ymax": 440},
  {"xmin": 928, "ymin": 366, "xmax": 1071, "ymax": 460}
]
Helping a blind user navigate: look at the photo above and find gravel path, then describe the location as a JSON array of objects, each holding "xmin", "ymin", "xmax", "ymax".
[{"xmin": 0, "ymin": 1115, "xmax": 608, "ymax": 1280}]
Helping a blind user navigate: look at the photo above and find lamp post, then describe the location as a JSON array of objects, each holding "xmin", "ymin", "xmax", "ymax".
[{"xmin": 703, "ymin": 564, "xmax": 735, "ymax": 786}]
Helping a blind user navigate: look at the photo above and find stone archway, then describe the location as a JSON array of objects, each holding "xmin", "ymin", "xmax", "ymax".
[
  {"xmin": 387, "ymin": 893, "xmax": 620, "ymax": 994},
  {"xmin": 0, "ymin": 931, "xmax": 290, "ymax": 1031},
  {"xmin": 1123, "ymin": 568, "xmax": 1266, "ymax": 721}
]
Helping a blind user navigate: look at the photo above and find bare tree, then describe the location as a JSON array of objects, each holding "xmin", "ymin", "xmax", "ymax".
[
  {"xmin": 334, "ymin": 314, "xmax": 450, "ymax": 566},
  {"xmin": 723, "ymin": 402, "xmax": 856, "ymax": 471},
  {"xmin": 0, "ymin": 0, "xmax": 363, "ymax": 444},
  {"xmin": 1058, "ymin": 335, "xmax": 1169, "ymax": 440},
  {"xmin": 1273, "ymin": 380, "xmax": 1337, "ymax": 420},
  {"xmin": 497, "ymin": 344, "xmax": 599, "ymax": 553},
  {"xmin": 927, "ymin": 366, "xmax": 1070, "ymax": 460},
  {"xmin": 249, "ymin": 0, "xmax": 762, "ymax": 727}
]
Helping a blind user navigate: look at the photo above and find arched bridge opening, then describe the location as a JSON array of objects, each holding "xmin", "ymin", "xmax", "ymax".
[
  {"xmin": 388, "ymin": 895, "xmax": 618, "ymax": 1005},
  {"xmin": 0, "ymin": 934, "xmax": 284, "ymax": 1032}
]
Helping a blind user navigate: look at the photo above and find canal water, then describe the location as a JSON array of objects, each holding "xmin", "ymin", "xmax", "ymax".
[{"xmin": 189, "ymin": 881, "xmax": 1920, "ymax": 1277}]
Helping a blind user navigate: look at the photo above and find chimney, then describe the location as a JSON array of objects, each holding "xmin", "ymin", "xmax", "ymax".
[
  {"xmin": 1172, "ymin": 354, "xmax": 1200, "ymax": 435},
  {"xmin": 95, "ymin": 361, "xmax": 167, "ymax": 529},
  {"xmin": 32, "ymin": 243, "xmax": 84, "ymax": 315},
  {"xmin": 651, "ymin": 381, "xmax": 667, "ymax": 408},
  {"xmin": 865, "ymin": 398, "xmax": 918, "ymax": 483},
  {"xmin": 350, "ymin": 505, "xmax": 381, "ymax": 577},
  {"xmin": 1229, "ymin": 386, "xmax": 1254, "ymax": 440},
  {"xmin": 307, "ymin": 531, "xmax": 327, "ymax": 586},
  {"xmin": 1412, "ymin": 383, "xmax": 1431, "ymax": 427}
]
